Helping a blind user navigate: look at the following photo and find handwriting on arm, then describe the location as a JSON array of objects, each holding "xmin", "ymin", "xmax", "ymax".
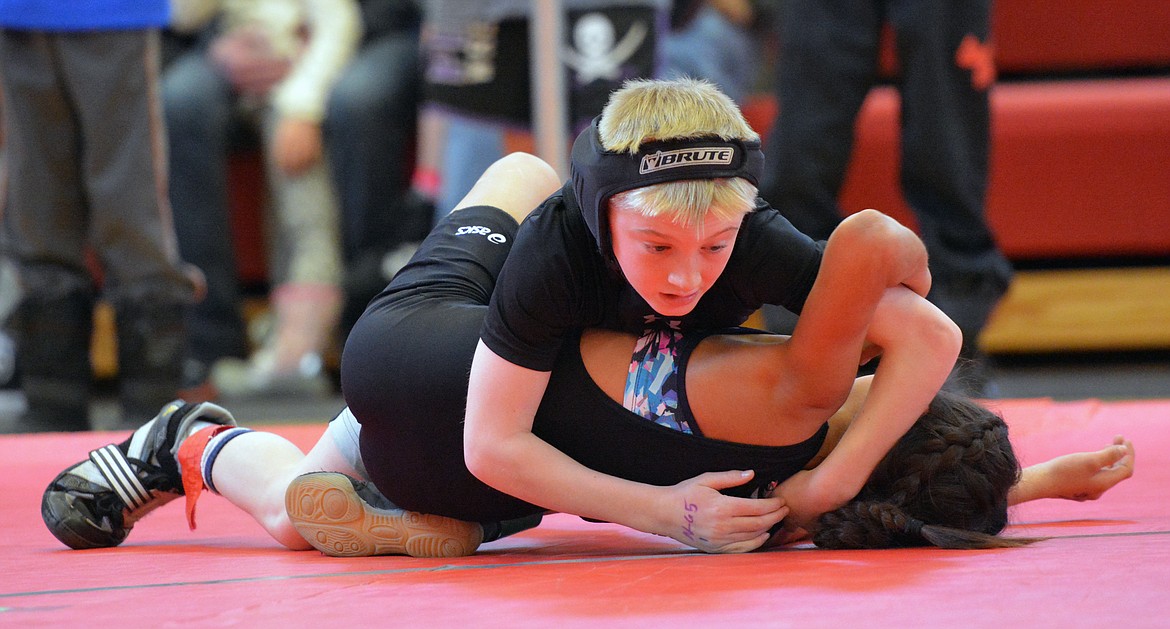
[{"xmin": 681, "ymin": 500, "xmax": 706, "ymax": 543}]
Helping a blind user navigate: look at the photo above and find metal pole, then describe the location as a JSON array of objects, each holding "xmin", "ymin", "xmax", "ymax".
[{"xmin": 530, "ymin": 0, "xmax": 570, "ymax": 178}]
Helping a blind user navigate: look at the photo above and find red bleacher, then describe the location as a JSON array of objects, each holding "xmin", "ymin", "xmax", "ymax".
[
  {"xmin": 993, "ymin": 0, "xmax": 1170, "ymax": 73},
  {"xmin": 742, "ymin": 77, "xmax": 1170, "ymax": 260}
]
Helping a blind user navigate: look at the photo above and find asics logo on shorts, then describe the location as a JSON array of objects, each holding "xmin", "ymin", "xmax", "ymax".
[{"xmin": 456, "ymin": 225, "xmax": 508, "ymax": 244}]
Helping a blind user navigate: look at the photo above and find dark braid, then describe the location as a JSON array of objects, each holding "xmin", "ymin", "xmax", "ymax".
[
  {"xmin": 812, "ymin": 390, "xmax": 1038, "ymax": 550},
  {"xmin": 813, "ymin": 501, "xmax": 924, "ymax": 549}
]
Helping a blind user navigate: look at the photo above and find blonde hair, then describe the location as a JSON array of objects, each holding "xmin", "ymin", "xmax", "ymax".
[
  {"xmin": 600, "ymin": 78, "xmax": 760, "ymax": 227},
  {"xmin": 598, "ymin": 77, "xmax": 759, "ymax": 152}
]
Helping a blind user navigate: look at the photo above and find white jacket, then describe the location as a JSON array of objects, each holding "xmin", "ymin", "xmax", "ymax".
[{"xmin": 170, "ymin": 0, "xmax": 362, "ymax": 122}]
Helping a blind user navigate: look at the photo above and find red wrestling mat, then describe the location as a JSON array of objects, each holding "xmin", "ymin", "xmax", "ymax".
[{"xmin": 2, "ymin": 399, "xmax": 1167, "ymax": 627}]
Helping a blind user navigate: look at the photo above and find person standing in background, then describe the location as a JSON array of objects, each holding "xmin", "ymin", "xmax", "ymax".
[
  {"xmin": 0, "ymin": 0, "xmax": 199, "ymax": 432},
  {"xmin": 0, "ymin": 108, "xmax": 18, "ymax": 396},
  {"xmin": 759, "ymin": 0, "xmax": 1012, "ymax": 396},
  {"xmin": 164, "ymin": 0, "xmax": 360, "ymax": 400}
]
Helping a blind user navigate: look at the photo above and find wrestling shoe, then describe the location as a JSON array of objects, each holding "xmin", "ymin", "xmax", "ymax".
[
  {"xmin": 41, "ymin": 400, "xmax": 236, "ymax": 550},
  {"xmin": 285, "ymin": 472, "xmax": 483, "ymax": 558}
]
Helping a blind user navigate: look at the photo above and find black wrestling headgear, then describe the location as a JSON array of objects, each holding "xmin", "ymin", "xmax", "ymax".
[{"xmin": 570, "ymin": 115, "xmax": 764, "ymax": 253}]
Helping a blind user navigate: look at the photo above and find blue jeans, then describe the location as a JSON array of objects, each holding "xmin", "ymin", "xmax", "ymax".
[
  {"xmin": 663, "ymin": 5, "xmax": 756, "ymax": 104},
  {"xmin": 435, "ymin": 113, "xmax": 507, "ymax": 219},
  {"xmin": 324, "ymin": 27, "xmax": 427, "ymax": 261}
]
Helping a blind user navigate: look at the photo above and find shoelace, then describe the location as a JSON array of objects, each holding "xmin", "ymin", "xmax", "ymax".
[
  {"xmin": 86, "ymin": 446, "xmax": 180, "ymax": 519},
  {"xmin": 124, "ymin": 457, "xmax": 181, "ymax": 497}
]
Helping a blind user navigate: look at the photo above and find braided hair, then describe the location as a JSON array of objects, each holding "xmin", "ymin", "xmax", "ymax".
[{"xmin": 812, "ymin": 390, "xmax": 1035, "ymax": 550}]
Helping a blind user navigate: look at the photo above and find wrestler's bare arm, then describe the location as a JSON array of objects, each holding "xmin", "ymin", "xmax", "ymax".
[{"xmin": 774, "ymin": 210, "xmax": 959, "ymax": 527}]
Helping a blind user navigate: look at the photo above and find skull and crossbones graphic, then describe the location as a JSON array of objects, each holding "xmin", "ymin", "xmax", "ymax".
[{"xmin": 562, "ymin": 13, "xmax": 648, "ymax": 84}]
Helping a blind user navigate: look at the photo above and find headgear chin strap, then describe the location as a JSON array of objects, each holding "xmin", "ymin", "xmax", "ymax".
[{"xmin": 570, "ymin": 115, "xmax": 764, "ymax": 252}]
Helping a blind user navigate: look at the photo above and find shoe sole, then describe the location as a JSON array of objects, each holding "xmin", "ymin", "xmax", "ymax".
[{"xmin": 285, "ymin": 472, "xmax": 483, "ymax": 558}]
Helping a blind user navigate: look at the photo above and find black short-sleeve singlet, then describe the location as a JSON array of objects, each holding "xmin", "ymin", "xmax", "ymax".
[{"xmin": 481, "ymin": 187, "xmax": 824, "ymax": 372}]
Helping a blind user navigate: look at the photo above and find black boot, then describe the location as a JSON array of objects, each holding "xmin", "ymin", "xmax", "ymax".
[{"xmin": 8, "ymin": 289, "xmax": 94, "ymax": 433}]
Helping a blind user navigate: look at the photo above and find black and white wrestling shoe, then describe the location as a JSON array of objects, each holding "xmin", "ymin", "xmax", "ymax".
[{"xmin": 41, "ymin": 400, "xmax": 236, "ymax": 549}]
